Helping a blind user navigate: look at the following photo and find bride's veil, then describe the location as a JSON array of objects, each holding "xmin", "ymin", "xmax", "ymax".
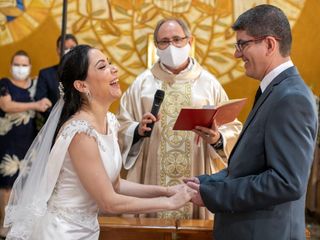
[{"xmin": 4, "ymin": 98, "xmax": 64, "ymax": 240}]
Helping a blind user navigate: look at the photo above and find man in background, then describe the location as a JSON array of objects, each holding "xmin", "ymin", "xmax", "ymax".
[
  {"xmin": 35, "ymin": 33, "xmax": 78, "ymax": 120},
  {"xmin": 186, "ymin": 4, "xmax": 318, "ymax": 239}
]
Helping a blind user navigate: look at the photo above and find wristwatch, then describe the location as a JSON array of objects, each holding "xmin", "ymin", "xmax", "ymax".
[{"xmin": 211, "ymin": 135, "xmax": 223, "ymax": 150}]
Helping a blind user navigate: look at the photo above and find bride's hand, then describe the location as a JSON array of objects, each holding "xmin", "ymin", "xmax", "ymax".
[
  {"xmin": 166, "ymin": 184, "xmax": 186, "ymax": 197},
  {"xmin": 168, "ymin": 185, "xmax": 197, "ymax": 210}
]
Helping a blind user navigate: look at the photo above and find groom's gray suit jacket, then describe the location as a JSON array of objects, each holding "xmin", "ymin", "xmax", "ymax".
[{"xmin": 199, "ymin": 66, "xmax": 318, "ymax": 240}]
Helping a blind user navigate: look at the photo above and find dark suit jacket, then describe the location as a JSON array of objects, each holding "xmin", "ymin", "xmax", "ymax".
[
  {"xmin": 35, "ymin": 65, "xmax": 60, "ymax": 119},
  {"xmin": 198, "ymin": 67, "xmax": 318, "ymax": 240}
]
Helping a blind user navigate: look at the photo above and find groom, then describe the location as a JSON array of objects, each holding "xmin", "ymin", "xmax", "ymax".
[{"xmin": 186, "ymin": 4, "xmax": 318, "ymax": 240}]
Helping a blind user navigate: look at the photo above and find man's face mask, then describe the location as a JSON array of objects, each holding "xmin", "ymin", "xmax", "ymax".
[{"xmin": 157, "ymin": 43, "xmax": 191, "ymax": 69}]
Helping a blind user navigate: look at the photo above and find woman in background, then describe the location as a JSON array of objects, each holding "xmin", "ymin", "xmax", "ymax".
[{"xmin": 0, "ymin": 50, "xmax": 51, "ymax": 239}]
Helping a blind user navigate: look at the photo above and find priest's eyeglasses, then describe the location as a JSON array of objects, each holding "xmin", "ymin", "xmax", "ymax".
[{"xmin": 156, "ymin": 36, "xmax": 189, "ymax": 50}]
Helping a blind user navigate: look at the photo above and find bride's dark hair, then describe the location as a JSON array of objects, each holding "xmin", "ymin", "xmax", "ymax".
[{"xmin": 53, "ymin": 44, "xmax": 93, "ymax": 141}]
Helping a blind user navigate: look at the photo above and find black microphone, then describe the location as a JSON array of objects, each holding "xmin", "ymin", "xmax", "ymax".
[{"xmin": 144, "ymin": 89, "xmax": 165, "ymax": 137}]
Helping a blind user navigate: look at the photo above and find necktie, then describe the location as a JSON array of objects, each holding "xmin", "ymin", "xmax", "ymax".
[{"xmin": 252, "ymin": 87, "xmax": 262, "ymax": 108}]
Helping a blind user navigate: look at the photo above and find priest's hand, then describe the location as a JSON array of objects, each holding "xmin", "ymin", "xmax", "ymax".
[
  {"xmin": 193, "ymin": 120, "xmax": 221, "ymax": 145},
  {"xmin": 138, "ymin": 112, "xmax": 159, "ymax": 136}
]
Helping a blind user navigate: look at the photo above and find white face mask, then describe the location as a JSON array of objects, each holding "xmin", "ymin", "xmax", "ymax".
[
  {"xmin": 157, "ymin": 43, "xmax": 191, "ymax": 69},
  {"xmin": 11, "ymin": 66, "xmax": 31, "ymax": 81}
]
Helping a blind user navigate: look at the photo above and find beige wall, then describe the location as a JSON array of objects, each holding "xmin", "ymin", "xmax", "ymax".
[{"xmin": 0, "ymin": 0, "xmax": 319, "ymax": 121}]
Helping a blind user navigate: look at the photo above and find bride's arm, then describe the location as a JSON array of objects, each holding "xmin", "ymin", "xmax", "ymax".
[
  {"xmin": 68, "ymin": 132, "xmax": 194, "ymax": 215},
  {"xmin": 114, "ymin": 178, "xmax": 184, "ymax": 198}
]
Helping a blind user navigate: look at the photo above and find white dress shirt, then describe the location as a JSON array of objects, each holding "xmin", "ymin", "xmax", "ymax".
[{"xmin": 260, "ymin": 60, "xmax": 294, "ymax": 93}]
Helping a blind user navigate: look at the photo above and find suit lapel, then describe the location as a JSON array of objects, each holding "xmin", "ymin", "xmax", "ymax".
[{"xmin": 228, "ymin": 66, "xmax": 299, "ymax": 165}]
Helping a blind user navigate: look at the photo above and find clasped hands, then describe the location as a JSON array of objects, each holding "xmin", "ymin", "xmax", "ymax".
[
  {"xmin": 183, "ymin": 177, "xmax": 205, "ymax": 207},
  {"xmin": 137, "ymin": 112, "xmax": 209, "ymax": 208},
  {"xmin": 166, "ymin": 177, "xmax": 204, "ymax": 209}
]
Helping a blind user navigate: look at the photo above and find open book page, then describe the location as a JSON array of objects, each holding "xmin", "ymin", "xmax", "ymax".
[
  {"xmin": 213, "ymin": 98, "xmax": 247, "ymax": 126},
  {"xmin": 202, "ymin": 98, "xmax": 247, "ymax": 109},
  {"xmin": 173, "ymin": 98, "xmax": 246, "ymax": 130}
]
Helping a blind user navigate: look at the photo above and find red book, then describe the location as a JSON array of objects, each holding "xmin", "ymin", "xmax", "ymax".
[{"xmin": 173, "ymin": 98, "xmax": 247, "ymax": 130}]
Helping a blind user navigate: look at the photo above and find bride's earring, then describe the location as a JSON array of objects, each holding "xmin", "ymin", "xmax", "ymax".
[{"xmin": 86, "ymin": 90, "xmax": 92, "ymax": 102}]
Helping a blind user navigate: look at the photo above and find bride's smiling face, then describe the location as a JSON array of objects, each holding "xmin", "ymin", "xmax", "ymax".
[{"xmin": 85, "ymin": 48, "xmax": 122, "ymax": 103}]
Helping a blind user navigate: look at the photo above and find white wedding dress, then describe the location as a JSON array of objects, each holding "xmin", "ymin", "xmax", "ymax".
[{"xmin": 25, "ymin": 113, "xmax": 122, "ymax": 239}]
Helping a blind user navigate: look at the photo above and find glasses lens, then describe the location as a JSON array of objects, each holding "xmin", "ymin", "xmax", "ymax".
[
  {"xmin": 157, "ymin": 37, "xmax": 188, "ymax": 49},
  {"xmin": 172, "ymin": 37, "xmax": 187, "ymax": 47},
  {"xmin": 234, "ymin": 39, "xmax": 257, "ymax": 52},
  {"xmin": 157, "ymin": 40, "xmax": 169, "ymax": 49}
]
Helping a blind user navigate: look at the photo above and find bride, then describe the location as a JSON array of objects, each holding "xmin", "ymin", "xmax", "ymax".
[{"xmin": 4, "ymin": 45, "xmax": 195, "ymax": 240}]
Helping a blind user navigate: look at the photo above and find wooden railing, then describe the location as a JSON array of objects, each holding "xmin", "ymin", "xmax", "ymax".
[
  {"xmin": 99, "ymin": 216, "xmax": 311, "ymax": 240},
  {"xmin": 175, "ymin": 219, "xmax": 213, "ymax": 240},
  {"xmin": 99, "ymin": 217, "xmax": 212, "ymax": 240}
]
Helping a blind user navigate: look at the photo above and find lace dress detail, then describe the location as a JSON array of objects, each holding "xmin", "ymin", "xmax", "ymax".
[{"xmin": 60, "ymin": 119, "xmax": 106, "ymax": 151}]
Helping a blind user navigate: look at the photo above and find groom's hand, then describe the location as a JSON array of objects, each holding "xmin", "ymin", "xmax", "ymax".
[
  {"xmin": 186, "ymin": 181, "xmax": 205, "ymax": 207},
  {"xmin": 183, "ymin": 177, "xmax": 200, "ymax": 184}
]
